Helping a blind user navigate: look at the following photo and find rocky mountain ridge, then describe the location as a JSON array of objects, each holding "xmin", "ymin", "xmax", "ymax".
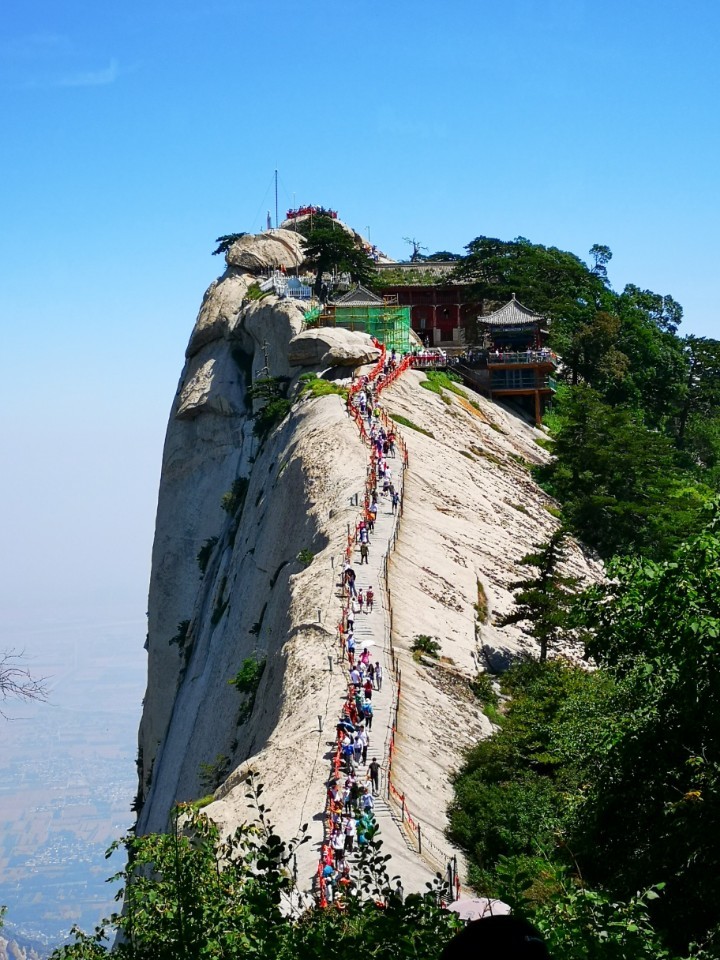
[{"xmin": 136, "ymin": 230, "xmax": 601, "ymax": 896}]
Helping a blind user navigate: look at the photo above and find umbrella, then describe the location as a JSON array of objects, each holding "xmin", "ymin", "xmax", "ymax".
[{"xmin": 447, "ymin": 897, "xmax": 511, "ymax": 921}]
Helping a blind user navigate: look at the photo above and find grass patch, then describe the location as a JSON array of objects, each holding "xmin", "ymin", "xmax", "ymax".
[
  {"xmin": 421, "ymin": 371, "xmax": 466, "ymax": 401},
  {"xmin": 544, "ymin": 503, "xmax": 563, "ymax": 518},
  {"xmin": 461, "ymin": 450, "xmax": 476, "ymax": 460},
  {"xmin": 298, "ymin": 377, "xmax": 348, "ymax": 400},
  {"xmin": 475, "ymin": 579, "xmax": 489, "ymax": 624},
  {"xmin": 489, "ymin": 422, "xmax": 507, "ymax": 434},
  {"xmin": 296, "ymin": 548, "xmax": 315, "ymax": 567},
  {"xmin": 458, "ymin": 396, "xmax": 488, "ymax": 421},
  {"xmin": 483, "ymin": 701, "xmax": 504, "ymax": 725},
  {"xmin": 428, "ymin": 370, "xmax": 465, "ymax": 396},
  {"xmin": 229, "ymin": 656, "xmax": 266, "ymax": 695},
  {"xmin": 411, "ymin": 634, "xmax": 441, "ymax": 660},
  {"xmin": 510, "ymin": 502, "xmax": 530, "ymax": 516},
  {"xmin": 187, "ymin": 794, "xmax": 215, "ymax": 811},
  {"xmin": 470, "ymin": 445, "xmax": 502, "ymax": 466},
  {"xmin": 245, "ymin": 281, "xmax": 266, "ymax": 301},
  {"xmin": 509, "ymin": 453, "xmax": 530, "ymax": 468},
  {"xmin": 390, "ymin": 413, "xmax": 434, "ymax": 438},
  {"xmin": 534, "ymin": 437, "xmax": 555, "ymax": 451}
]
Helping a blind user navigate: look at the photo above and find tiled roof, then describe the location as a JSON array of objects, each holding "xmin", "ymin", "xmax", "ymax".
[
  {"xmin": 333, "ymin": 284, "xmax": 385, "ymax": 306},
  {"xmin": 478, "ymin": 294, "xmax": 544, "ymax": 327}
]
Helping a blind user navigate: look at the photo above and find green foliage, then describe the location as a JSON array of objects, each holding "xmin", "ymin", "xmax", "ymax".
[
  {"xmin": 471, "ymin": 445, "xmax": 502, "ymax": 465},
  {"xmin": 300, "ymin": 216, "xmax": 376, "ymax": 296},
  {"xmin": 496, "ymin": 529, "xmax": 580, "ymax": 661},
  {"xmin": 229, "ymin": 657, "xmax": 266, "ymax": 696},
  {"xmin": 298, "ymin": 377, "xmax": 348, "ymax": 400},
  {"xmin": 197, "ymin": 537, "xmax": 219, "ymax": 574},
  {"xmin": 448, "ymin": 659, "xmax": 618, "ymax": 893},
  {"xmin": 230, "ymin": 657, "xmax": 266, "ymax": 725},
  {"xmin": 221, "ymin": 477, "xmax": 249, "ymax": 517},
  {"xmin": 389, "ymin": 413, "xmax": 434, "ymax": 438},
  {"xmin": 453, "ymin": 235, "xmax": 604, "ymax": 347},
  {"xmin": 574, "ymin": 511, "xmax": 720, "ymax": 952},
  {"xmin": 475, "ymin": 578, "xmax": 489, "ymax": 623},
  {"xmin": 420, "ymin": 371, "xmax": 465, "ymax": 401},
  {"xmin": 469, "ymin": 672, "xmax": 498, "ymax": 706},
  {"xmin": 536, "ymin": 386, "xmax": 710, "ymax": 558},
  {"xmin": 506, "ymin": 861, "xmax": 677, "ymax": 960},
  {"xmin": 450, "ymin": 515, "xmax": 720, "ymax": 957},
  {"xmin": 411, "ymin": 635, "xmax": 441, "ymax": 659},
  {"xmin": 247, "ymin": 375, "xmax": 293, "ymax": 439},
  {"xmin": 199, "ymin": 754, "xmax": 230, "ymax": 792},
  {"xmin": 211, "ymin": 232, "xmax": 247, "ymax": 256},
  {"xmin": 254, "ymin": 398, "xmax": 292, "ymax": 438},
  {"xmin": 48, "ymin": 777, "xmax": 459, "ymax": 960},
  {"xmin": 245, "ymin": 281, "xmax": 265, "ymax": 301},
  {"xmin": 296, "ymin": 549, "xmax": 314, "ymax": 567},
  {"xmin": 374, "ymin": 267, "xmax": 443, "ymax": 286}
]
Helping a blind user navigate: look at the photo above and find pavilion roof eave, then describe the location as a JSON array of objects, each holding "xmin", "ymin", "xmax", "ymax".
[{"xmin": 477, "ymin": 294, "xmax": 545, "ymax": 327}]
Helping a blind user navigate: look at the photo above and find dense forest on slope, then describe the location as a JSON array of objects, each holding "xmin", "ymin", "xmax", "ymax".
[
  {"xmin": 448, "ymin": 236, "xmax": 720, "ymax": 958},
  {"xmin": 453, "ymin": 236, "xmax": 720, "ymax": 558}
]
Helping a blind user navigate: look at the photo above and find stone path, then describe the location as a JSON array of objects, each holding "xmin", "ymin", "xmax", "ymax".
[
  {"xmin": 314, "ymin": 357, "xmax": 441, "ymax": 901},
  {"xmin": 343, "ymin": 483, "xmax": 435, "ymax": 884}
]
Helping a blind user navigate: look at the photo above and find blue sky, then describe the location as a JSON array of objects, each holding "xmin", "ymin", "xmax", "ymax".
[{"xmin": 1, "ymin": 0, "xmax": 719, "ymax": 643}]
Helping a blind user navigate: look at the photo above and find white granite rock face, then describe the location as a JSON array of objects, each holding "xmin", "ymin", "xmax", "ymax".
[
  {"xmin": 137, "ymin": 230, "xmax": 602, "ymax": 899},
  {"xmin": 225, "ymin": 229, "xmax": 304, "ymax": 273},
  {"xmin": 288, "ymin": 328, "xmax": 381, "ymax": 367}
]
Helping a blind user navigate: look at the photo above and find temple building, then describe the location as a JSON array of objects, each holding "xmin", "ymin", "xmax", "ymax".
[
  {"xmin": 305, "ymin": 284, "xmax": 413, "ymax": 354},
  {"xmin": 374, "ymin": 262, "xmax": 478, "ymax": 347},
  {"xmin": 461, "ymin": 295, "xmax": 558, "ymax": 424}
]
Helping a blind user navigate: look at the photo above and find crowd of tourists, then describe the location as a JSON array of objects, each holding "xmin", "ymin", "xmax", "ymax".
[{"xmin": 316, "ymin": 344, "xmax": 410, "ymax": 907}]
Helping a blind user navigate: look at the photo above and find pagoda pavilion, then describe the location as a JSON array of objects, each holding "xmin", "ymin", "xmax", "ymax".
[{"xmin": 474, "ymin": 295, "xmax": 558, "ymax": 424}]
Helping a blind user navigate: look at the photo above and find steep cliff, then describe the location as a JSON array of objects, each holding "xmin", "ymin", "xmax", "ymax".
[{"xmin": 137, "ymin": 230, "xmax": 601, "ymax": 896}]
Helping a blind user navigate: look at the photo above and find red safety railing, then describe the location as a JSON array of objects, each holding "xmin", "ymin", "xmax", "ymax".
[{"xmin": 316, "ymin": 340, "xmax": 417, "ymax": 906}]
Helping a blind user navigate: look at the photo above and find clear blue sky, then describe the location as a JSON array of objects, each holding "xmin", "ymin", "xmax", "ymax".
[{"xmin": 2, "ymin": 0, "xmax": 719, "ymax": 640}]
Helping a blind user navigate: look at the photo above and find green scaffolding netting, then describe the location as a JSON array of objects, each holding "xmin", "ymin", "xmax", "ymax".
[{"xmin": 304, "ymin": 305, "xmax": 412, "ymax": 354}]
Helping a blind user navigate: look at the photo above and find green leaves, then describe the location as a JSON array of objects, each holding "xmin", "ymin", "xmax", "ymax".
[
  {"xmin": 536, "ymin": 385, "xmax": 709, "ymax": 559},
  {"xmin": 47, "ymin": 776, "xmax": 460, "ymax": 960},
  {"xmin": 496, "ymin": 528, "xmax": 579, "ymax": 661}
]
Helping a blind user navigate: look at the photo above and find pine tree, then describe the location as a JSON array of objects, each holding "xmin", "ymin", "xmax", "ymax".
[{"xmin": 496, "ymin": 529, "xmax": 578, "ymax": 662}]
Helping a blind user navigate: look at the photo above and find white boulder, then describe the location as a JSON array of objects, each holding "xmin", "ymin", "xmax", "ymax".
[{"xmin": 288, "ymin": 328, "xmax": 381, "ymax": 368}]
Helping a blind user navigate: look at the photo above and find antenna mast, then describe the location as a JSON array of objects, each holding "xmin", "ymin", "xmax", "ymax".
[{"xmin": 274, "ymin": 169, "xmax": 278, "ymax": 230}]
